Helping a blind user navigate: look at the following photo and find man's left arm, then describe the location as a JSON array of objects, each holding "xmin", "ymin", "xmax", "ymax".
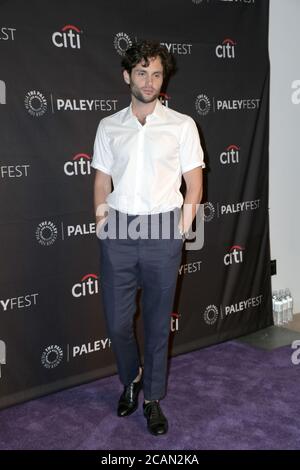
[
  {"xmin": 179, "ymin": 167, "xmax": 203, "ymax": 236},
  {"xmin": 178, "ymin": 117, "xmax": 205, "ymax": 236}
]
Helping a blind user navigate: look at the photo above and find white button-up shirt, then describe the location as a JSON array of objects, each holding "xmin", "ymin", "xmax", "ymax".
[{"xmin": 91, "ymin": 99, "xmax": 205, "ymax": 215}]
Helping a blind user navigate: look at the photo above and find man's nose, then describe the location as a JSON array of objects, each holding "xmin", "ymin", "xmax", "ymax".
[{"xmin": 145, "ymin": 75, "xmax": 153, "ymax": 86}]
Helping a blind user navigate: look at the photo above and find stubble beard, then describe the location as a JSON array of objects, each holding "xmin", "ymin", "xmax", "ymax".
[{"xmin": 130, "ymin": 85, "xmax": 161, "ymax": 104}]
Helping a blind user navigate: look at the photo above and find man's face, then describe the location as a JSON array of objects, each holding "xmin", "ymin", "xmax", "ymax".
[{"xmin": 123, "ymin": 56, "xmax": 164, "ymax": 104}]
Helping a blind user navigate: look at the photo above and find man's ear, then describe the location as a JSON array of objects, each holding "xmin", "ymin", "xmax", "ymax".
[{"xmin": 123, "ymin": 69, "xmax": 130, "ymax": 85}]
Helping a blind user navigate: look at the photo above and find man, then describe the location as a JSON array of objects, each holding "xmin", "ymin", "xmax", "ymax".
[{"xmin": 92, "ymin": 40, "xmax": 205, "ymax": 436}]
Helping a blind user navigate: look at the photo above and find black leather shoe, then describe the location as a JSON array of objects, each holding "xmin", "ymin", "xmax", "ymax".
[
  {"xmin": 143, "ymin": 401, "xmax": 168, "ymax": 436},
  {"xmin": 117, "ymin": 377, "xmax": 143, "ymax": 417}
]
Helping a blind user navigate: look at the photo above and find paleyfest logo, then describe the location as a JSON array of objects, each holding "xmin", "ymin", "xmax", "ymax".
[
  {"xmin": 25, "ymin": 91, "xmax": 118, "ymax": 116},
  {"xmin": 195, "ymin": 93, "xmax": 260, "ymax": 115}
]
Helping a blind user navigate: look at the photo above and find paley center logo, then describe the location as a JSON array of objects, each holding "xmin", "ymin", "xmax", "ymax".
[
  {"xmin": 52, "ymin": 24, "xmax": 82, "ymax": 49},
  {"xmin": 224, "ymin": 245, "xmax": 244, "ymax": 265},
  {"xmin": 195, "ymin": 93, "xmax": 260, "ymax": 115},
  {"xmin": 215, "ymin": 38, "xmax": 236, "ymax": 59},
  {"xmin": 72, "ymin": 273, "xmax": 99, "ymax": 298},
  {"xmin": 41, "ymin": 345, "xmax": 63, "ymax": 369},
  {"xmin": 114, "ymin": 32, "xmax": 134, "ymax": 56},
  {"xmin": 291, "ymin": 80, "xmax": 300, "ymax": 105},
  {"xmin": 203, "ymin": 294, "xmax": 262, "ymax": 326},
  {"xmin": 220, "ymin": 144, "xmax": 240, "ymax": 165},
  {"xmin": 203, "ymin": 305, "xmax": 219, "ymax": 325},
  {"xmin": 24, "ymin": 90, "xmax": 47, "ymax": 117},
  {"xmin": 64, "ymin": 153, "xmax": 92, "ymax": 176},
  {"xmin": 24, "ymin": 91, "xmax": 118, "ymax": 116},
  {"xmin": 195, "ymin": 94, "xmax": 211, "ymax": 116},
  {"xmin": 203, "ymin": 199, "xmax": 260, "ymax": 222},
  {"xmin": 0, "ymin": 340, "xmax": 6, "ymax": 378},
  {"xmin": 36, "ymin": 221, "xmax": 58, "ymax": 246},
  {"xmin": 0, "ymin": 80, "xmax": 6, "ymax": 104}
]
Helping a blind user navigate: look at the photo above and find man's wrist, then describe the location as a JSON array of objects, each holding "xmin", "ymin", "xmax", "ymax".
[{"xmin": 179, "ymin": 227, "xmax": 188, "ymax": 241}]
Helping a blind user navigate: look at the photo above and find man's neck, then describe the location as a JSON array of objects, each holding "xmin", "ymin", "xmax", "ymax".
[{"xmin": 131, "ymin": 97, "xmax": 157, "ymax": 125}]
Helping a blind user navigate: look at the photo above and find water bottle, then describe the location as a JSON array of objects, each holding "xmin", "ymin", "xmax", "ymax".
[
  {"xmin": 272, "ymin": 291, "xmax": 278, "ymax": 325},
  {"xmin": 279, "ymin": 289, "xmax": 288, "ymax": 324},
  {"xmin": 285, "ymin": 288, "xmax": 294, "ymax": 322},
  {"xmin": 274, "ymin": 296, "xmax": 283, "ymax": 326}
]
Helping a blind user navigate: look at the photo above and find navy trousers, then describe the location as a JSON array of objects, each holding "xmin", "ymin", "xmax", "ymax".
[{"xmin": 98, "ymin": 208, "xmax": 183, "ymax": 400}]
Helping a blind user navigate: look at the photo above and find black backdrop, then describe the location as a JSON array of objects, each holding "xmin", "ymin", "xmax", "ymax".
[{"xmin": 0, "ymin": 0, "xmax": 272, "ymax": 409}]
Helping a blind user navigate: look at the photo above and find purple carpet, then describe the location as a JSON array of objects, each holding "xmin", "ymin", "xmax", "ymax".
[{"xmin": 0, "ymin": 340, "xmax": 299, "ymax": 450}]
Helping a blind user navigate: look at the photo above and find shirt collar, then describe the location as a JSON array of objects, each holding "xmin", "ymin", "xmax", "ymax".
[{"xmin": 122, "ymin": 99, "xmax": 166, "ymax": 124}]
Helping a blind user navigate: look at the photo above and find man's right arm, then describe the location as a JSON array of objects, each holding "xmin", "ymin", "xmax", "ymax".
[{"xmin": 94, "ymin": 169, "xmax": 112, "ymax": 235}]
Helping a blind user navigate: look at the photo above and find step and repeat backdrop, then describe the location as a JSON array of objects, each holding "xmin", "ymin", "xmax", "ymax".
[{"xmin": 0, "ymin": 0, "xmax": 272, "ymax": 409}]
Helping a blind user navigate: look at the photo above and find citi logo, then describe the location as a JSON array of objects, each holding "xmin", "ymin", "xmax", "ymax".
[
  {"xmin": 170, "ymin": 313, "xmax": 180, "ymax": 332},
  {"xmin": 224, "ymin": 245, "xmax": 244, "ymax": 265},
  {"xmin": 64, "ymin": 153, "xmax": 92, "ymax": 176},
  {"xmin": 52, "ymin": 24, "xmax": 82, "ymax": 49},
  {"xmin": 220, "ymin": 144, "xmax": 240, "ymax": 164},
  {"xmin": 216, "ymin": 38, "xmax": 236, "ymax": 59},
  {"xmin": 0, "ymin": 80, "xmax": 6, "ymax": 104},
  {"xmin": 159, "ymin": 92, "xmax": 170, "ymax": 108},
  {"xmin": 72, "ymin": 274, "xmax": 99, "ymax": 298}
]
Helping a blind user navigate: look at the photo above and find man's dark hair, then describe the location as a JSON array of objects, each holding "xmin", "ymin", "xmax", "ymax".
[{"xmin": 121, "ymin": 40, "xmax": 176, "ymax": 79}]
